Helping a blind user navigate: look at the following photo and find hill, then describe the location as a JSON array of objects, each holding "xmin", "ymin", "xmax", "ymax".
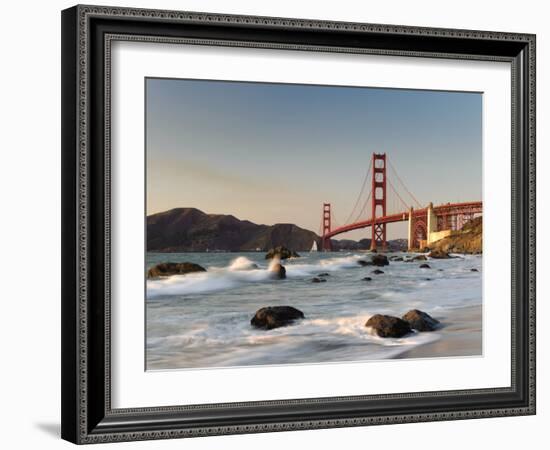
[
  {"xmin": 147, "ymin": 208, "xmax": 408, "ymax": 253},
  {"xmin": 147, "ymin": 208, "xmax": 319, "ymax": 252}
]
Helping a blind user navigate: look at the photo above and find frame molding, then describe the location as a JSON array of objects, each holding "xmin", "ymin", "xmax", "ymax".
[{"xmin": 61, "ymin": 4, "xmax": 536, "ymax": 444}]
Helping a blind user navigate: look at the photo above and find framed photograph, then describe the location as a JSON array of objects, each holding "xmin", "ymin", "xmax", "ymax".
[{"xmin": 61, "ymin": 5, "xmax": 536, "ymax": 444}]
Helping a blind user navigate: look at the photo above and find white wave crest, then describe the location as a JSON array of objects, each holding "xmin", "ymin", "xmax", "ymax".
[
  {"xmin": 283, "ymin": 254, "xmax": 362, "ymax": 278},
  {"xmin": 228, "ymin": 256, "xmax": 259, "ymax": 271},
  {"xmin": 147, "ymin": 253, "xmax": 371, "ymax": 297}
]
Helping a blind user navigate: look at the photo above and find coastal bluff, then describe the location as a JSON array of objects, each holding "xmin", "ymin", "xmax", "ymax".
[{"xmin": 428, "ymin": 216, "xmax": 482, "ymax": 254}]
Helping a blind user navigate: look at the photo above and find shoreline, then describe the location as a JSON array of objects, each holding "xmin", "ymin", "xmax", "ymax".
[{"xmin": 395, "ymin": 304, "xmax": 482, "ymax": 359}]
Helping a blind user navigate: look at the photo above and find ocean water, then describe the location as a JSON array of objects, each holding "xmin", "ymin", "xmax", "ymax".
[{"xmin": 146, "ymin": 251, "xmax": 482, "ymax": 370}]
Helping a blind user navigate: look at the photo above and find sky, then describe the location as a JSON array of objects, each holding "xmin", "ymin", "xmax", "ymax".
[{"xmin": 146, "ymin": 78, "xmax": 482, "ymax": 240}]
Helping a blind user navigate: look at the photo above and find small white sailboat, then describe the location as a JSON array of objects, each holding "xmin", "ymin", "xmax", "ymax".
[{"xmin": 310, "ymin": 240, "xmax": 318, "ymax": 252}]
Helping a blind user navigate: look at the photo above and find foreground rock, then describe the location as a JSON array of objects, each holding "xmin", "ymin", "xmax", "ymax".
[
  {"xmin": 372, "ymin": 269, "xmax": 384, "ymax": 275},
  {"xmin": 147, "ymin": 262, "xmax": 206, "ymax": 278},
  {"xmin": 419, "ymin": 263, "xmax": 431, "ymax": 269},
  {"xmin": 270, "ymin": 263, "xmax": 286, "ymax": 279},
  {"xmin": 371, "ymin": 254, "xmax": 390, "ymax": 266},
  {"xmin": 365, "ymin": 314, "xmax": 412, "ymax": 338},
  {"xmin": 251, "ymin": 306, "xmax": 305, "ymax": 330},
  {"xmin": 402, "ymin": 309, "xmax": 440, "ymax": 331},
  {"xmin": 265, "ymin": 246, "xmax": 300, "ymax": 260},
  {"xmin": 357, "ymin": 259, "xmax": 373, "ymax": 267},
  {"xmin": 429, "ymin": 249, "xmax": 452, "ymax": 259},
  {"xmin": 311, "ymin": 277, "xmax": 326, "ymax": 283}
]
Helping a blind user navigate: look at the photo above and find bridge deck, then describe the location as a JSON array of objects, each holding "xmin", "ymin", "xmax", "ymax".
[{"xmin": 324, "ymin": 201, "xmax": 482, "ymax": 239}]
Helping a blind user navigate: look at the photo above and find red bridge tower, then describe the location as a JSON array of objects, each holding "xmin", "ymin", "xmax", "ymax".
[
  {"xmin": 321, "ymin": 203, "xmax": 332, "ymax": 251},
  {"xmin": 370, "ymin": 153, "xmax": 387, "ymax": 250}
]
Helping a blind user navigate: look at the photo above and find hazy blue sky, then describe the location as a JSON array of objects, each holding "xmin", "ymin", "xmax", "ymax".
[{"xmin": 146, "ymin": 78, "xmax": 482, "ymax": 240}]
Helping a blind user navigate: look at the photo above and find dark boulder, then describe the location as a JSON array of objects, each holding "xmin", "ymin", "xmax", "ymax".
[
  {"xmin": 363, "ymin": 277, "xmax": 372, "ymax": 281},
  {"xmin": 365, "ymin": 314, "xmax": 412, "ymax": 338},
  {"xmin": 429, "ymin": 249, "xmax": 452, "ymax": 259},
  {"xmin": 311, "ymin": 277, "xmax": 326, "ymax": 283},
  {"xmin": 470, "ymin": 268, "xmax": 479, "ymax": 272},
  {"xmin": 371, "ymin": 254, "xmax": 390, "ymax": 266},
  {"xmin": 147, "ymin": 262, "xmax": 206, "ymax": 279},
  {"xmin": 357, "ymin": 260, "xmax": 373, "ymax": 267},
  {"xmin": 419, "ymin": 263, "xmax": 431, "ymax": 269},
  {"xmin": 390, "ymin": 256, "xmax": 404, "ymax": 262},
  {"xmin": 318, "ymin": 272, "xmax": 330, "ymax": 277},
  {"xmin": 372, "ymin": 269, "xmax": 385, "ymax": 275},
  {"xmin": 265, "ymin": 246, "xmax": 300, "ymax": 260},
  {"xmin": 402, "ymin": 309, "xmax": 440, "ymax": 331},
  {"xmin": 251, "ymin": 306, "xmax": 305, "ymax": 330},
  {"xmin": 270, "ymin": 263, "xmax": 286, "ymax": 279}
]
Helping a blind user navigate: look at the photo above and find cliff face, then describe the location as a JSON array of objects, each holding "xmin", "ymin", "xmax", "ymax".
[
  {"xmin": 147, "ymin": 208, "xmax": 319, "ymax": 252},
  {"xmin": 429, "ymin": 216, "xmax": 482, "ymax": 254}
]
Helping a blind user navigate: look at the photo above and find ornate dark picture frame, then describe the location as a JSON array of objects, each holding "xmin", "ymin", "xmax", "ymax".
[{"xmin": 61, "ymin": 4, "xmax": 536, "ymax": 444}]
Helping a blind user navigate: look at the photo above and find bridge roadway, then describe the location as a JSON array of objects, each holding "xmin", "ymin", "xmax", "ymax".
[{"xmin": 323, "ymin": 201, "xmax": 482, "ymax": 240}]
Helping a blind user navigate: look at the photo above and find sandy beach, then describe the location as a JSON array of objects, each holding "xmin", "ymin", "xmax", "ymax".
[{"xmin": 396, "ymin": 304, "xmax": 482, "ymax": 359}]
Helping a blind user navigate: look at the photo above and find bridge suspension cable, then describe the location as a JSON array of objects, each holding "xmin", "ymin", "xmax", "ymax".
[
  {"xmin": 387, "ymin": 157, "xmax": 422, "ymax": 208},
  {"xmin": 352, "ymin": 187, "xmax": 372, "ymax": 224},
  {"xmin": 343, "ymin": 158, "xmax": 372, "ymax": 225},
  {"xmin": 331, "ymin": 211, "xmax": 343, "ymax": 229},
  {"xmin": 388, "ymin": 178, "xmax": 410, "ymax": 212}
]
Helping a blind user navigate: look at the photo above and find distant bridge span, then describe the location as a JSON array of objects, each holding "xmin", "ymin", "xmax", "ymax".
[{"xmin": 320, "ymin": 153, "xmax": 482, "ymax": 251}]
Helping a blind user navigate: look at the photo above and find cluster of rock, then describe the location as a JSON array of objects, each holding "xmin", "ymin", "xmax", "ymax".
[
  {"xmin": 429, "ymin": 249, "xmax": 452, "ymax": 259},
  {"xmin": 147, "ymin": 248, "xmax": 477, "ymax": 339},
  {"xmin": 357, "ymin": 254, "xmax": 389, "ymax": 267},
  {"xmin": 147, "ymin": 247, "xmax": 478, "ymax": 282},
  {"xmin": 147, "ymin": 262, "xmax": 206, "ymax": 279},
  {"xmin": 249, "ymin": 306, "xmax": 440, "ymax": 338},
  {"xmin": 366, "ymin": 310, "xmax": 440, "ymax": 338},
  {"xmin": 265, "ymin": 246, "xmax": 300, "ymax": 260}
]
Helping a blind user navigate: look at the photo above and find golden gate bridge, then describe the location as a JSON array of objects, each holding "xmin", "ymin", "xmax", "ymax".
[{"xmin": 320, "ymin": 153, "xmax": 482, "ymax": 251}]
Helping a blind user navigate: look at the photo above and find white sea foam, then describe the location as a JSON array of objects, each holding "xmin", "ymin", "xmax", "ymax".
[
  {"xmin": 146, "ymin": 251, "xmax": 482, "ymax": 368},
  {"xmin": 147, "ymin": 254, "xmax": 369, "ymax": 297},
  {"xmin": 228, "ymin": 256, "xmax": 259, "ymax": 271},
  {"xmin": 148, "ymin": 311, "xmax": 441, "ymax": 364},
  {"xmin": 284, "ymin": 254, "xmax": 362, "ymax": 277}
]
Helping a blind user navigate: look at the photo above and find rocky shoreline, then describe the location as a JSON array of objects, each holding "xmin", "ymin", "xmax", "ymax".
[{"xmin": 147, "ymin": 247, "xmax": 481, "ymax": 345}]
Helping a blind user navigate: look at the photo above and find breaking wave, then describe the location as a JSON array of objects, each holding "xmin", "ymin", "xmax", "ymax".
[{"xmin": 147, "ymin": 254, "xmax": 365, "ymax": 298}]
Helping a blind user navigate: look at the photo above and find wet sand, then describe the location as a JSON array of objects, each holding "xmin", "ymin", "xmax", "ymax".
[{"xmin": 396, "ymin": 304, "xmax": 482, "ymax": 359}]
